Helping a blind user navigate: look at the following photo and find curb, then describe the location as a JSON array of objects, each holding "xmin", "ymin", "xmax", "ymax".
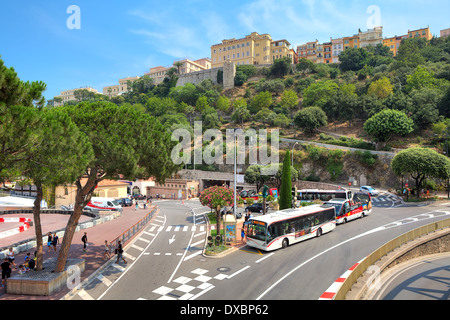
[{"xmin": 319, "ymin": 257, "xmax": 366, "ymax": 300}]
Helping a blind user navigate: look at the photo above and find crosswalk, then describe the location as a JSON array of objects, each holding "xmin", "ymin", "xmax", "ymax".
[{"xmin": 371, "ymin": 194, "xmax": 404, "ymax": 207}]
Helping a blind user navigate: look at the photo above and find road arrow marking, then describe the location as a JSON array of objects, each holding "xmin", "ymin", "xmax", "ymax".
[{"xmin": 169, "ymin": 235, "xmax": 176, "ymax": 245}]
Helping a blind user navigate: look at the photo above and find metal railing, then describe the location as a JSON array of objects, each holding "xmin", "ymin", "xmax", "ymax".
[
  {"xmin": 335, "ymin": 218, "xmax": 450, "ymax": 300},
  {"xmin": 108, "ymin": 206, "xmax": 157, "ymax": 253}
]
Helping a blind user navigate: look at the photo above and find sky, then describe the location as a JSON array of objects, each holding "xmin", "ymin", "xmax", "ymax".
[{"xmin": 1, "ymin": 0, "xmax": 449, "ymax": 101}]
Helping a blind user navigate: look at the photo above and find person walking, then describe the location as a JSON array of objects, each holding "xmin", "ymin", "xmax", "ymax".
[
  {"xmin": 1, "ymin": 258, "xmax": 11, "ymax": 287},
  {"xmin": 115, "ymin": 240, "xmax": 127, "ymax": 264},
  {"xmin": 7, "ymin": 247, "xmax": 16, "ymax": 269},
  {"xmin": 47, "ymin": 232, "xmax": 53, "ymax": 253},
  {"xmin": 52, "ymin": 232, "xmax": 59, "ymax": 253},
  {"xmin": 81, "ymin": 232, "xmax": 88, "ymax": 253},
  {"xmin": 104, "ymin": 240, "xmax": 111, "ymax": 260}
]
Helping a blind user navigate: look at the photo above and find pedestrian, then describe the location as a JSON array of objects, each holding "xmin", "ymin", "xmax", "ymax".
[
  {"xmin": 115, "ymin": 240, "xmax": 127, "ymax": 264},
  {"xmin": 104, "ymin": 240, "xmax": 111, "ymax": 260},
  {"xmin": 7, "ymin": 247, "xmax": 16, "ymax": 269},
  {"xmin": 241, "ymin": 228, "xmax": 246, "ymax": 243},
  {"xmin": 28, "ymin": 255, "xmax": 35, "ymax": 271},
  {"xmin": 1, "ymin": 258, "xmax": 11, "ymax": 287},
  {"xmin": 52, "ymin": 232, "xmax": 59, "ymax": 253},
  {"xmin": 47, "ymin": 232, "xmax": 53, "ymax": 253},
  {"xmin": 81, "ymin": 232, "xmax": 88, "ymax": 253},
  {"xmin": 135, "ymin": 201, "xmax": 138, "ymax": 211}
]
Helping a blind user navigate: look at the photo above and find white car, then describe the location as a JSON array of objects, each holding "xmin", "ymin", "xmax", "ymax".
[{"xmin": 360, "ymin": 186, "xmax": 379, "ymax": 197}]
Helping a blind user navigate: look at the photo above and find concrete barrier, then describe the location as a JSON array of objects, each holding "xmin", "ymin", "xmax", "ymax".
[{"xmin": 330, "ymin": 218, "xmax": 450, "ymax": 300}]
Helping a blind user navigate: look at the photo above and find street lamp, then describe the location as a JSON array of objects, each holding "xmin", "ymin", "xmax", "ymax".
[{"xmin": 233, "ymin": 129, "xmax": 238, "ymax": 218}]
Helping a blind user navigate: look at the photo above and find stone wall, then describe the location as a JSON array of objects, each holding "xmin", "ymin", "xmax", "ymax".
[{"xmin": 176, "ymin": 67, "xmax": 222, "ymax": 87}]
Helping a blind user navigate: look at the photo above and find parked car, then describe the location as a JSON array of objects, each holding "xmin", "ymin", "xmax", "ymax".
[
  {"xmin": 245, "ymin": 202, "xmax": 269, "ymax": 213},
  {"xmin": 120, "ymin": 198, "xmax": 132, "ymax": 207},
  {"xmin": 360, "ymin": 186, "xmax": 379, "ymax": 197}
]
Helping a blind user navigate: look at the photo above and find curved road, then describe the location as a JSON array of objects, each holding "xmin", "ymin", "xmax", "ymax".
[{"xmin": 68, "ymin": 197, "xmax": 450, "ymax": 301}]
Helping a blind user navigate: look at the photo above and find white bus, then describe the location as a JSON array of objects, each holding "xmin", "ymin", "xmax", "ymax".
[
  {"xmin": 246, "ymin": 205, "xmax": 336, "ymax": 251},
  {"xmin": 296, "ymin": 189, "xmax": 352, "ymax": 204}
]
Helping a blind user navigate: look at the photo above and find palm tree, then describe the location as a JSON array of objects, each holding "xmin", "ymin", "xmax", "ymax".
[{"xmin": 173, "ymin": 61, "xmax": 183, "ymax": 75}]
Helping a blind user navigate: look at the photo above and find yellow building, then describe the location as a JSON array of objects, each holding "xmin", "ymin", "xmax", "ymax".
[
  {"xmin": 211, "ymin": 32, "xmax": 293, "ymax": 68},
  {"xmin": 343, "ymin": 34, "xmax": 359, "ymax": 50},
  {"xmin": 103, "ymin": 76, "xmax": 140, "ymax": 97},
  {"xmin": 55, "ymin": 179, "xmax": 128, "ymax": 208},
  {"xmin": 383, "ymin": 35, "xmax": 407, "ymax": 56},
  {"xmin": 408, "ymin": 26, "xmax": 432, "ymax": 40},
  {"xmin": 55, "ymin": 86, "xmax": 100, "ymax": 105}
]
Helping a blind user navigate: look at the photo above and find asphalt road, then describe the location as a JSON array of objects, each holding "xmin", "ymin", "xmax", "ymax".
[
  {"xmin": 67, "ymin": 196, "xmax": 450, "ymax": 301},
  {"xmin": 371, "ymin": 254, "xmax": 450, "ymax": 300}
]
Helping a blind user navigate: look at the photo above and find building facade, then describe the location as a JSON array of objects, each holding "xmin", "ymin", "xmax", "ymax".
[
  {"xmin": 407, "ymin": 26, "xmax": 432, "ymax": 40},
  {"xmin": 440, "ymin": 28, "xmax": 450, "ymax": 38},
  {"xmin": 55, "ymin": 86, "xmax": 100, "ymax": 105},
  {"xmin": 359, "ymin": 26, "xmax": 383, "ymax": 48},
  {"xmin": 103, "ymin": 76, "xmax": 140, "ymax": 97},
  {"xmin": 211, "ymin": 32, "xmax": 294, "ymax": 68}
]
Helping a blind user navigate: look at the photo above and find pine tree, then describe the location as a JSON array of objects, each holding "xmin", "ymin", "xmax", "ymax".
[{"xmin": 279, "ymin": 150, "xmax": 292, "ymax": 210}]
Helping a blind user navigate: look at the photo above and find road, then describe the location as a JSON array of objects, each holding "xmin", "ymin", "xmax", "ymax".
[
  {"xmin": 372, "ymin": 254, "xmax": 450, "ymax": 300},
  {"xmin": 67, "ymin": 195, "xmax": 450, "ymax": 301}
]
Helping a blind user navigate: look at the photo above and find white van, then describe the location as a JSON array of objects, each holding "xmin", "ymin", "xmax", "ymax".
[{"xmin": 85, "ymin": 197, "xmax": 123, "ymax": 213}]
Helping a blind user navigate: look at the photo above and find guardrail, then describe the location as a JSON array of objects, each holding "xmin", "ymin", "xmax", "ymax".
[
  {"xmin": 108, "ymin": 206, "xmax": 158, "ymax": 252},
  {"xmin": 334, "ymin": 218, "xmax": 450, "ymax": 300}
]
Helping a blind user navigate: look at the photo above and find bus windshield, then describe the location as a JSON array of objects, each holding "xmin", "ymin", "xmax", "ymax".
[
  {"xmin": 326, "ymin": 203, "xmax": 342, "ymax": 216},
  {"xmin": 247, "ymin": 220, "xmax": 267, "ymax": 242}
]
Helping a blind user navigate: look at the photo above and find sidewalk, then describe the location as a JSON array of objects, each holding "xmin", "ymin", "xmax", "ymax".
[{"xmin": 0, "ymin": 204, "xmax": 159, "ymax": 300}]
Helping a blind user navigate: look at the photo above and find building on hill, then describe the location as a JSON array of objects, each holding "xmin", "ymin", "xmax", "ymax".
[
  {"xmin": 210, "ymin": 32, "xmax": 294, "ymax": 68},
  {"xmin": 359, "ymin": 26, "xmax": 383, "ymax": 49},
  {"xmin": 145, "ymin": 57, "xmax": 211, "ymax": 85},
  {"xmin": 441, "ymin": 28, "xmax": 450, "ymax": 38},
  {"xmin": 102, "ymin": 76, "xmax": 140, "ymax": 98},
  {"xmin": 54, "ymin": 86, "xmax": 100, "ymax": 106},
  {"xmin": 407, "ymin": 26, "xmax": 432, "ymax": 40}
]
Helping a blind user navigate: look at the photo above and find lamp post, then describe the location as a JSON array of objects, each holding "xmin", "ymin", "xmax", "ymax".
[{"xmin": 233, "ymin": 129, "xmax": 238, "ymax": 218}]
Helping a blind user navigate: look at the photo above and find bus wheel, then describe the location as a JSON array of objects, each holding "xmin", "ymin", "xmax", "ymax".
[
  {"xmin": 282, "ymin": 238, "xmax": 289, "ymax": 249},
  {"xmin": 317, "ymin": 228, "xmax": 322, "ymax": 237}
]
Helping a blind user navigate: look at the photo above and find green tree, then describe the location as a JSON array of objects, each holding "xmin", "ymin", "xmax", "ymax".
[
  {"xmin": 216, "ymin": 95, "xmax": 231, "ymax": 113},
  {"xmin": 391, "ymin": 147, "xmax": 450, "ymax": 198},
  {"xmin": 405, "ymin": 66, "xmax": 438, "ymax": 93},
  {"xmin": 231, "ymin": 98, "xmax": 250, "ymax": 124},
  {"xmin": 302, "ymin": 80, "xmax": 339, "ymax": 108},
  {"xmin": 22, "ymin": 109, "xmax": 94, "ymax": 271},
  {"xmin": 279, "ymin": 150, "xmax": 292, "ymax": 210},
  {"xmin": 363, "ymin": 109, "xmax": 414, "ymax": 148},
  {"xmin": 270, "ymin": 57, "xmax": 292, "ymax": 77},
  {"xmin": 339, "ymin": 47, "xmax": 369, "ymax": 72},
  {"xmin": 280, "ymin": 90, "xmax": 298, "ymax": 110},
  {"xmin": 244, "ymin": 165, "xmax": 271, "ymax": 193},
  {"xmin": 249, "ymin": 91, "xmax": 272, "ymax": 114},
  {"xmin": 368, "ymin": 77, "xmax": 394, "ymax": 100},
  {"xmin": 294, "ymin": 107, "xmax": 328, "ymax": 135},
  {"xmin": 54, "ymin": 101, "xmax": 179, "ymax": 272},
  {"xmin": 395, "ymin": 38, "xmax": 425, "ymax": 69}
]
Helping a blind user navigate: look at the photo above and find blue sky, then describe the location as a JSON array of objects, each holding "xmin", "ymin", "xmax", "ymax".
[{"xmin": 1, "ymin": 0, "xmax": 449, "ymax": 101}]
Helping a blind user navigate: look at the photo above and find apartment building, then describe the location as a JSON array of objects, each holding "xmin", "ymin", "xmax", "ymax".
[
  {"xmin": 55, "ymin": 86, "xmax": 100, "ymax": 105},
  {"xmin": 383, "ymin": 35, "xmax": 408, "ymax": 56},
  {"xmin": 211, "ymin": 32, "xmax": 294, "ymax": 68},
  {"xmin": 103, "ymin": 76, "xmax": 140, "ymax": 97},
  {"xmin": 359, "ymin": 26, "xmax": 383, "ymax": 48},
  {"xmin": 440, "ymin": 28, "xmax": 450, "ymax": 38},
  {"xmin": 323, "ymin": 42, "xmax": 332, "ymax": 64},
  {"xmin": 407, "ymin": 26, "xmax": 432, "ymax": 40},
  {"xmin": 331, "ymin": 38, "xmax": 344, "ymax": 63},
  {"xmin": 343, "ymin": 34, "xmax": 359, "ymax": 50}
]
